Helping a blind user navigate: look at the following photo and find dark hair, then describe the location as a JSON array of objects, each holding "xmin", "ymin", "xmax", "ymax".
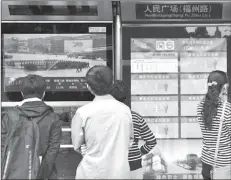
[
  {"xmin": 19, "ymin": 74, "xmax": 46, "ymax": 99},
  {"xmin": 202, "ymin": 70, "xmax": 228, "ymax": 130},
  {"xmin": 110, "ymin": 80, "xmax": 128, "ymax": 103},
  {"xmin": 86, "ymin": 65, "xmax": 113, "ymax": 96}
]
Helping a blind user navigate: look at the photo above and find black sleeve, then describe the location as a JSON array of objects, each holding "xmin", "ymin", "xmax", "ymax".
[
  {"xmin": 1, "ymin": 112, "xmax": 13, "ymax": 158},
  {"xmin": 140, "ymin": 117, "xmax": 157, "ymax": 155},
  {"xmin": 42, "ymin": 114, "xmax": 62, "ymax": 178}
]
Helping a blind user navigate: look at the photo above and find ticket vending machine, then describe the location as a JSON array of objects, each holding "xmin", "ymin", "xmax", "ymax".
[
  {"xmin": 120, "ymin": 1, "xmax": 231, "ymax": 179},
  {"xmin": 1, "ymin": 0, "xmax": 113, "ymax": 178}
]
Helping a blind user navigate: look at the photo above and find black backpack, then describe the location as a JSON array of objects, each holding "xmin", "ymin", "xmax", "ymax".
[{"xmin": 1, "ymin": 106, "xmax": 46, "ymax": 179}]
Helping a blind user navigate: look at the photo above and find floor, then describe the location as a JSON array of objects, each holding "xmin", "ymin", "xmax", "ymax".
[{"xmin": 56, "ymin": 150, "xmax": 153, "ymax": 179}]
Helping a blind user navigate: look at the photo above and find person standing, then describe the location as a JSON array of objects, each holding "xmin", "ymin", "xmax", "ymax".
[
  {"xmin": 1, "ymin": 74, "xmax": 62, "ymax": 179},
  {"xmin": 197, "ymin": 70, "xmax": 231, "ymax": 180},
  {"xmin": 71, "ymin": 66, "xmax": 133, "ymax": 179},
  {"xmin": 111, "ymin": 80, "xmax": 157, "ymax": 179}
]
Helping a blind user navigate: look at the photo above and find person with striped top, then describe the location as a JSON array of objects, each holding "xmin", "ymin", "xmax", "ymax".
[
  {"xmin": 111, "ymin": 80, "xmax": 157, "ymax": 179},
  {"xmin": 197, "ymin": 70, "xmax": 231, "ymax": 180}
]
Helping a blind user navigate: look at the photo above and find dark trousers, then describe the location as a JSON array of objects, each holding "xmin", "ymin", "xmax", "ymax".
[{"xmin": 202, "ymin": 162, "xmax": 213, "ymax": 180}]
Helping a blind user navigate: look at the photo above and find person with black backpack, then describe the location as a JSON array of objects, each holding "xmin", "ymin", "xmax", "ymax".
[{"xmin": 1, "ymin": 74, "xmax": 62, "ymax": 179}]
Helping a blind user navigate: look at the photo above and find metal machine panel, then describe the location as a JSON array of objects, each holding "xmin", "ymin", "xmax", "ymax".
[{"xmin": 2, "ymin": 0, "xmax": 113, "ymax": 22}]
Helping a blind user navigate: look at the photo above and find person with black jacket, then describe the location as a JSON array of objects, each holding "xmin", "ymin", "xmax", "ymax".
[{"xmin": 1, "ymin": 74, "xmax": 62, "ymax": 179}]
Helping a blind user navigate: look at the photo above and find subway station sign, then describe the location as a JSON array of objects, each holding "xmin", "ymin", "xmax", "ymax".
[{"xmin": 136, "ymin": 3, "xmax": 223, "ymax": 19}]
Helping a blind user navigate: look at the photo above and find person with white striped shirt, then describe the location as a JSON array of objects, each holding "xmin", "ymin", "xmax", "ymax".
[
  {"xmin": 111, "ymin": 80, "xmax": 157, "ymax": 179},
  {"xmin": 197, "ymin": 70, "xmax": 231, "ymax": 180}
]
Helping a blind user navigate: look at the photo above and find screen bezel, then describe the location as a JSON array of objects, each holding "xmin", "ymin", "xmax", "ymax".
[{"xmin": 1, "ymin": 23, "xmax": 113, "ymax": 102}]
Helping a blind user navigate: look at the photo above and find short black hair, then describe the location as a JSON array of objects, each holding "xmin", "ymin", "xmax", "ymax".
[
  {"xmin": 86, "ymin": 65, "xmax": 113, "ymax": 96},
  {"xmin": 19, "ymin": 74, "xmax": 46, "ymax": 99},
  {"xmin": 110, "ymin": 80, "xmax": 128, "ymax": 103}
]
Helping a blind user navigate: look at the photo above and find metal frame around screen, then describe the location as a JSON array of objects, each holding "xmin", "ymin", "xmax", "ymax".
[{"xmin": 1, "ymin": 22, "xmax": 113, "ymax": 104}]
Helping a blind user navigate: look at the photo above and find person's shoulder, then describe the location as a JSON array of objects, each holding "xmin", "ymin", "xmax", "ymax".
[
  {"xmin": 225, "ymin": 101, "xmax": 231, "ymax": 107},
  {"xmin": 225, "ymin": 101, "xmax": 231, "ymax": 111},
  {"xmin": 131, "ymin": 111, "xmax": 144, "ymax": 124},
  {"xmin": 197, "ymin": 99, "xmax": 205, "ymax": 108},
  {"xmin": 4, "ymin": 107, "xmax": 22, "ymax": 120},
  {"xmin": 76, "ymin": 101, "xmax": 95, "ymax": 115},
  {"xmin": 1, "ymin": 108, "xmax": 18, "ymax": 123},
  {"xmin": 44, "ymin": 110, "xmax": 60, "ymax": 124},
  {"xmin": 131, "ymin": 110, "xmax": 142, "ymax": 119},
  {"xmin": 223, "ymin": 102, "xmax": 231, "ymax": 121},
  {"xmin": 113, "ymin": 99, "xmax": 131, "ymax": 113},
  {"xmin": 39, "ymin": 104, "xmax": 60, "ymax": 122}
]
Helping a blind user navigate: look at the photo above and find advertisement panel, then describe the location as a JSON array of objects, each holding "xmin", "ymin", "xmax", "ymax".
[
  {"xmin": 145, "ymin": 117, "xmax": 179, "ymax": 138},
  {"xmin": 130, "ymin": 33, "xmax": 228, "ymax": 178},
  {"xmin": 131, "ymin": 96, "xmax": 178, "ymax": 117},
  {"xmin": 131, "ymin": 74, "xmax": 178, "ymax": 95}
]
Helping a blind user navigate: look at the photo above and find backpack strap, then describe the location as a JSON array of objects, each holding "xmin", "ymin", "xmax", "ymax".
[
  {"xmin": 213, "ymin": 101, "xmax": 227, "ymax": 168},
  {"xmin": 15, "ymin": 106, "xmax": 53, "ymax": 156}
]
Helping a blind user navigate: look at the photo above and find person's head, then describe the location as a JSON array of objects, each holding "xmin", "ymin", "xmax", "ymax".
[
  {"xmin": 85, "ymin": 65, "xmax": 113, "ymax": 96},
  {"xmin": 202, "ymin": 70, "xmax": 228, "ymax": 130},
  {"xmin": 110, "ymin": 80, "xmax": 129, "ymax": 104},
  {"xmin": 19, "ymin": 74, "xmax": 46, "ymax": 99},
  {"xmin": 195, "ymin": 27, "xmax": 208, "ymax": 36}
]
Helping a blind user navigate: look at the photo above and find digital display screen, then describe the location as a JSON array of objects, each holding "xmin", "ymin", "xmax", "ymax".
[
  {"xmin": 1, "ymin": 23, "xmax": 112, "ymax": 102},
  {"xmin": 3, "ymin": 33, "xmax": 107, "ymax": 92}
]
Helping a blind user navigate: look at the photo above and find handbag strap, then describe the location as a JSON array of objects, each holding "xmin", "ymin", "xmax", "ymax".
[{"xmin": 213, "ymin": 101, "xmax": 227, "ymax": 168}]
